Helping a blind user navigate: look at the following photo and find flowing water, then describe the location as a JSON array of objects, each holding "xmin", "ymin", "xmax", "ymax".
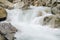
[{"xmin": 6, "ymin": 5, "xmax": 60, "ymax": 40}]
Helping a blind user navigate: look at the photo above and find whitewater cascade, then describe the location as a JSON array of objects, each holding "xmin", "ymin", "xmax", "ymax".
[{"xmin": 6, "ymin": 5, "xmax": 60, "ymax": 40}]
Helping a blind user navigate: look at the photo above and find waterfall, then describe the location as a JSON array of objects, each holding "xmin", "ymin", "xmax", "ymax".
[{"xmin": 6, "ymin": 5, "xmax": 60, "ymax": 40}]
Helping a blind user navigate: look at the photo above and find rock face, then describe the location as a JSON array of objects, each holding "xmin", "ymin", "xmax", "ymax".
[
  {"xmin": 0, "ymin": 23, "xmax": 17, "ymax": 40},
  {"xmin": 0, "ymin": 7, "xmax": 7, "ymax": 21}
]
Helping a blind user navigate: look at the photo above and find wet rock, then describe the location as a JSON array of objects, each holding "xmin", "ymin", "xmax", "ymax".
[
  {"xmin": 51, "ymin": 0, "xmax": 60, "ymax": 21},
  {"xmin": 51, "ymin": 3, "xmax": 60, "ymax": 16},
  {"xmin": 22, "ymin": 3, "xmax": 30, "ymax": 9},
  {"xmin": 43, "ymin": 15, "xmax": 53, "ymax": 25},
  {"xmin": 43, "ymin": 14, "xmax": 60, "ymax": 28},
  {"xmin": 13, "ymin": 0, "xmax": 25, "ymax": 9},
  {"xmin": 0, "ymin": 23, "xmax": 17, "ymax": 40},
  {"xmin": 46, "ymin": 0, "xmax": 52, "ymax": 7},
  {"xmin": 0, "ymin": 7, "xmax": 7, "ymax": 21},
  {"xmin": 37, "ymin": 11, "xmax": 43, "ymax": 17},
  {"xmin": 8, "ymin": 0, "xmax": 13, "ymax": 3}
]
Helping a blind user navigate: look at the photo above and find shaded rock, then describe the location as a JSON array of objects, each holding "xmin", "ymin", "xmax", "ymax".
[
  {"xmin": 51, "ymin": 0, "xmax": 60, "ymax": 19},
  {"xmin": 22, "ymin": 3, "xmax": 30, "ymax": 9},
  {"xmin": 0, "ymin": 2, "xmax": 8, "ymax": 8},
  {"xmin": 43, "ymin": 15, "xmax": 54, "ymax": 25},
  {"xmin": 0, "ymin": 34, "xmax": 8, "ymax": 40},
  {"xmin": 33, "ymin": 0, "xmax": 42, "ymax": 6},
  {"xmin": 8, "ymin": 0, "xmax": 13, "ymax": 3},
  {"xmin": 43, "ymin": 14, "xmax": 60, "ymax": 28},
  {"xmin": 0, "ymin": 23, "xmax": 17, "ymax": 40},
  {"xmin": 46, "ymin": 0, "xmax": 52, "ymax": 7}
]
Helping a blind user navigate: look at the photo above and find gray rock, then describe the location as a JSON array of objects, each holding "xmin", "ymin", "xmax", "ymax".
[
  {"xmin": 51, "ymin": 2, "xmax": 60, "ymax": 20},
  {"xmin": 43, "ymin": 15, "xmax": 60, "ymax": 28},
  {"xmin": 0, "ymin": 23, "xmax": 17, "ymax": 40}
]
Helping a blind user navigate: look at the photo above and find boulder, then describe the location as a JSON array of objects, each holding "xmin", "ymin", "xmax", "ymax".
[
  {"xmin": 0, "ymin": 23, "xmax": 17, "ymax": 40},
  {"xmin": 51, "ymin": 2, "xmax": 60, "ymax": 29},
  {"xmin": 43, "ymin": 15, "xmax": 54, "ymax": 25},
  {"xmin": 8, "ymin": 0, "xmax": 13, "ymax": 3},
  {"xmin": 51, "ymin": 2, "xmax": 60, "ymax": 16},
  {"xmin": 43, "ymin": 15, "xmax": 60, "ymax": 28},
  {"xmin": 0, "ymin": 7, "xmax": 7, "ymax": 21}
]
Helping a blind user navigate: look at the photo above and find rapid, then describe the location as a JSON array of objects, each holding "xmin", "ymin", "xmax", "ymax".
[{"xmin": 5, "ymin": 5, "xmax": 60, "ymax": 40}]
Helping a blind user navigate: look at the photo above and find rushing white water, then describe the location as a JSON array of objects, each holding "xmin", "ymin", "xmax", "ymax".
[{"xmin": 6, "ymin": 5, "xmax": 60, "ymax": 40}]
